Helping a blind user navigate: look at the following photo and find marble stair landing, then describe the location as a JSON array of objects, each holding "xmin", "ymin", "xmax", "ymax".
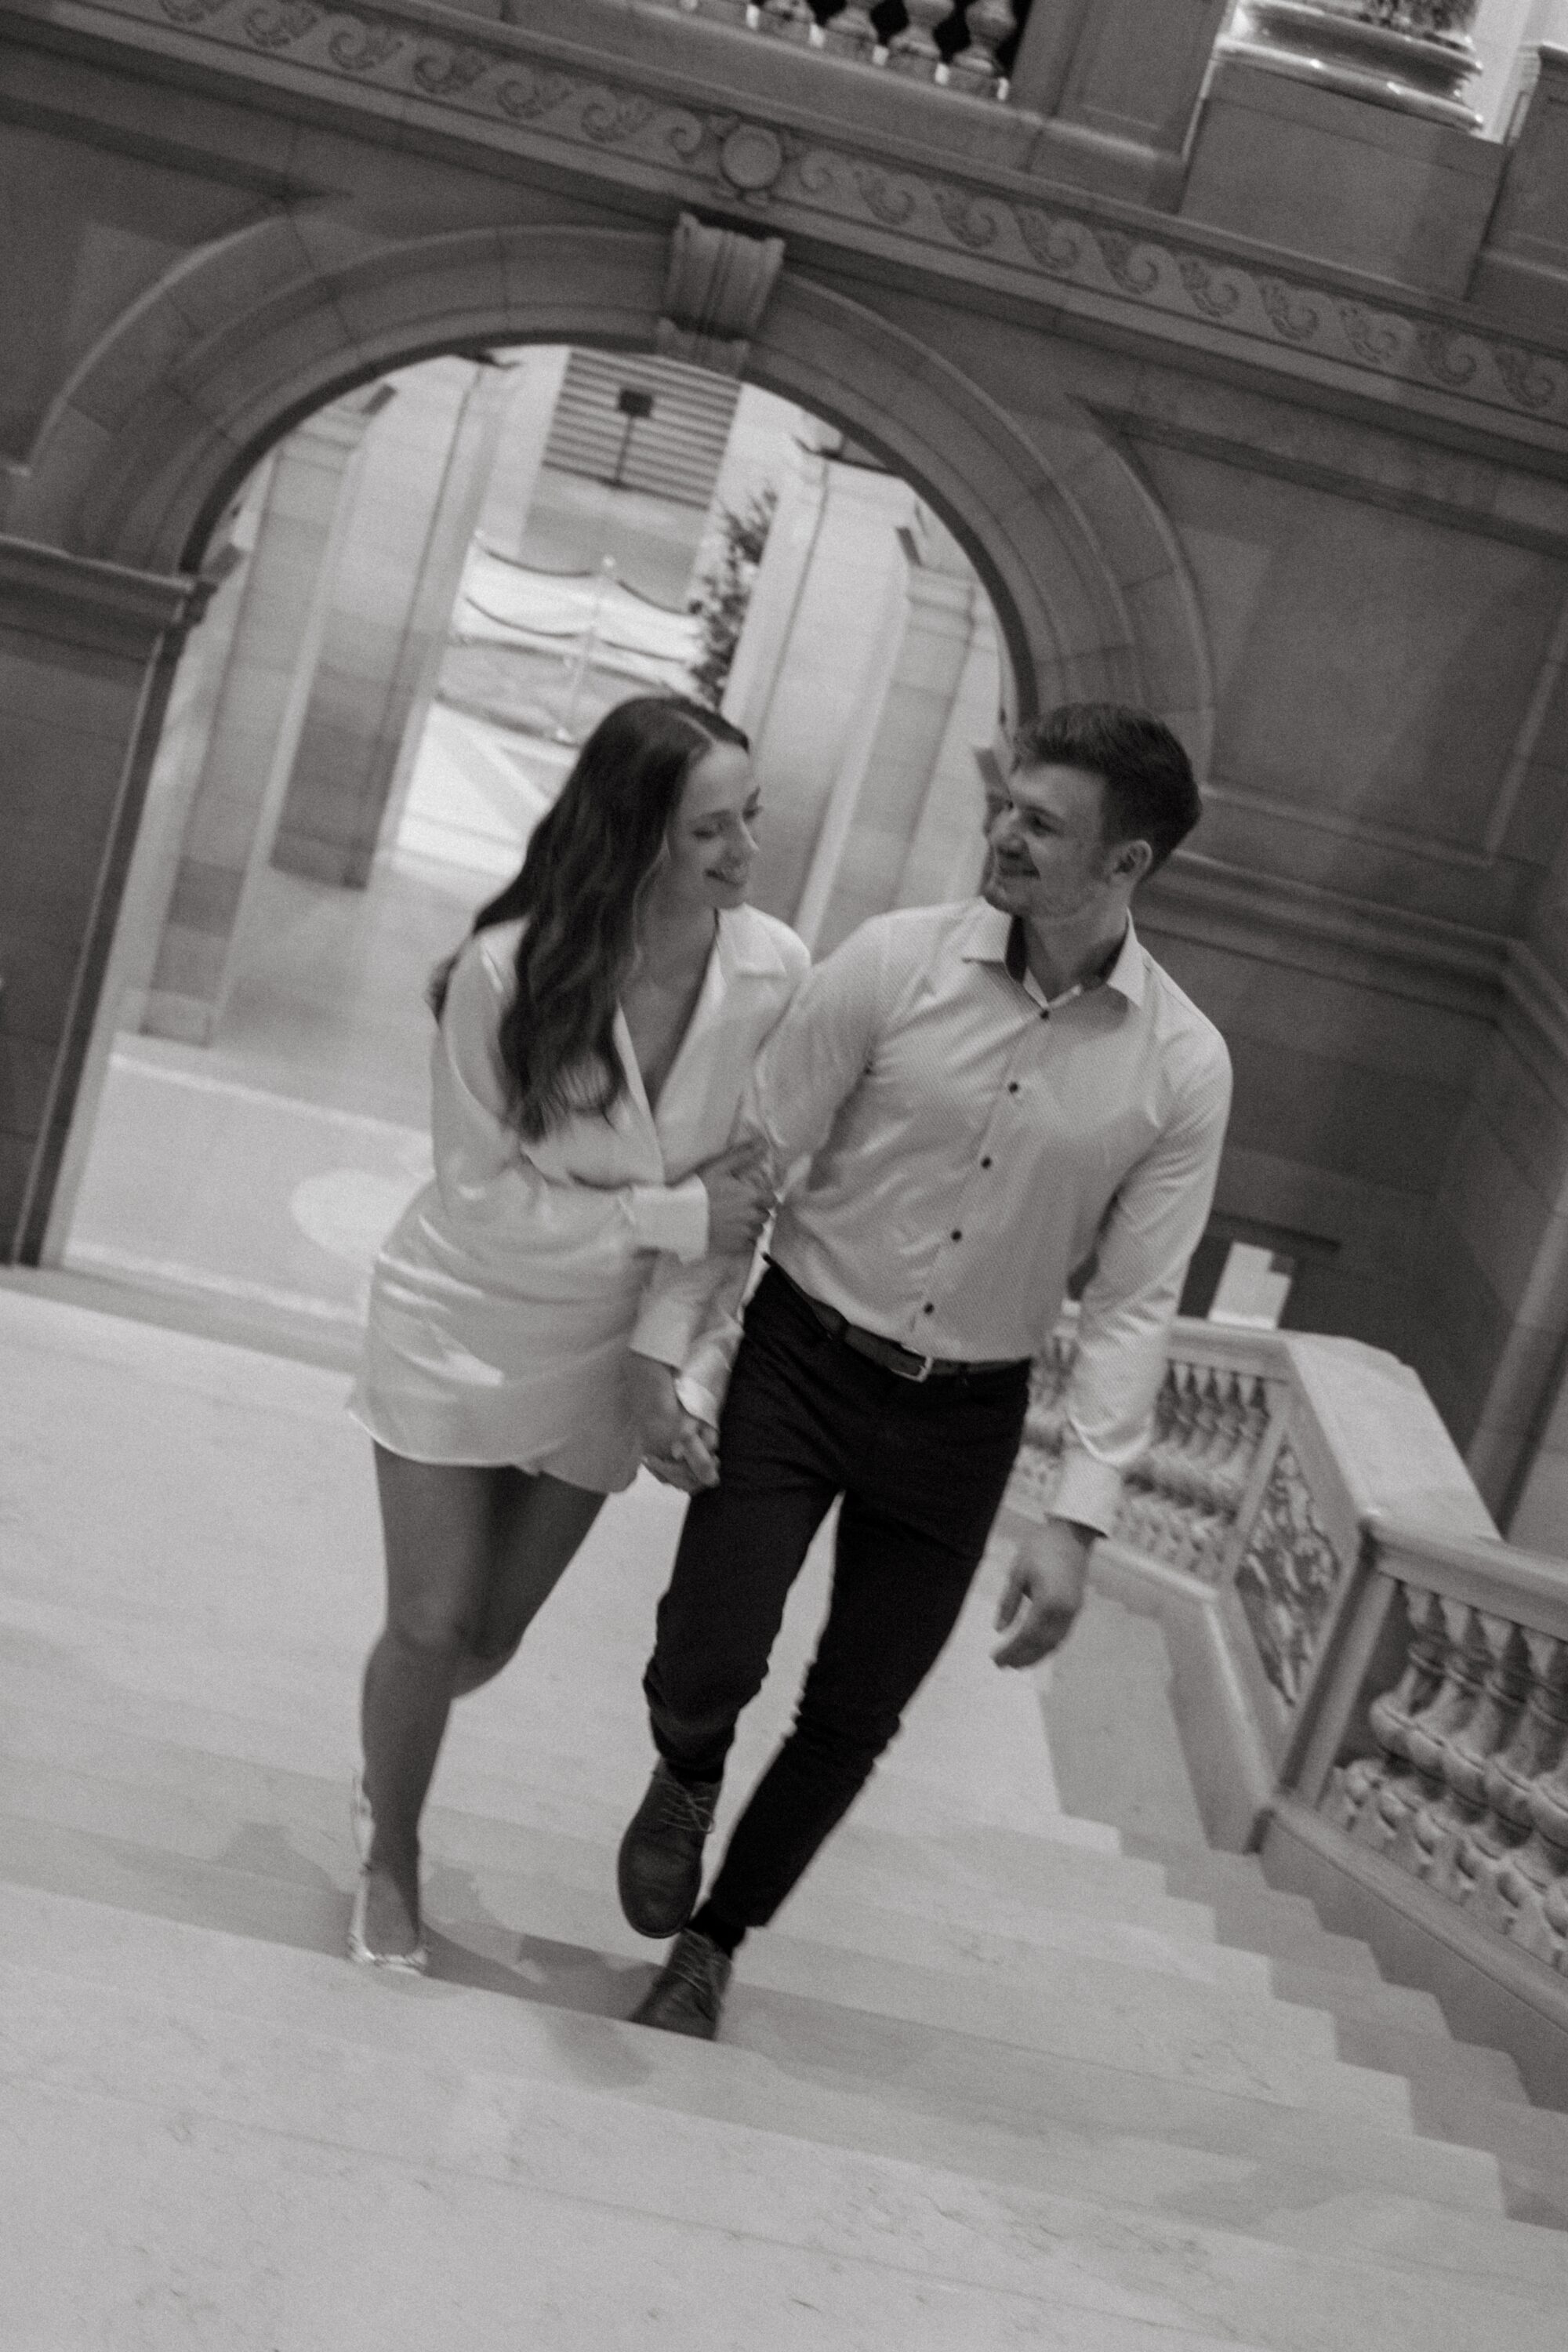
[{"xmin": 4, "ymin": 1279, "xmax": 1568, "ymax": 2348}]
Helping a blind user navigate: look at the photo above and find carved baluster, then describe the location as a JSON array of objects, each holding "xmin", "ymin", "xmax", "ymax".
[
  {"xmin": 1171, "ymin": 1371, "xmax": 1231, "ymax": 1574},
  {"xmin": 1118, "ymin": 1364, "xmax": 1181, "ymax": 1555},
  {"xmin": 1498, "ymin": 1733, "xmax": 1568, "ymax": 1968},
  {"xmin": 949, "ymin": 0, "xmax": 1016, "ymax": 96},
  {"xmin": 750, "ymin": 0, "xmax": 815, "ymax": 36},
  {"xmin": 1381, "ymin": 1599, "xmax": 1487, "ymax": 1868},
  {"xmin": 1323, "ymin": 1584, "xmax": 1445, "ymax": 1836},
  {"xmin": 888, "ymin": 0, "xmax": 950, "ymax": 79},
  {"xmin": 1459, "ymin": 1633, "xmax": 1568, "ymax": 1927},
  {"xmin": 822, "ymin": 1, "xmax": 879, "ymax": 54},
  {"xmin": 1408, "ymin": 1613, "xmax": 1530, "ymax": 1898}
]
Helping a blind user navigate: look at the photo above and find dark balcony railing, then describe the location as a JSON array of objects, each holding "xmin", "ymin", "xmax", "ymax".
[{"xmin": 653, "ymin": 1, "xmax": 1025, "ymax": 100}]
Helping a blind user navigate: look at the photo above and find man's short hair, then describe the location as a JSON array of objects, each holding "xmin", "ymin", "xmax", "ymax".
[{"xmin": 1011, "ymin": 703, "xmax": 1201, "ymax": 875}]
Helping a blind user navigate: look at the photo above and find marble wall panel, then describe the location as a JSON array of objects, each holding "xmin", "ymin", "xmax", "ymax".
[
  {"xmin": 1131, "ymin": 442, "xmax": 1565, "ymax": 869},
  {"xmin": 0, "ymin": 122, "xmax": 267, "ymax": 459},
  {"xmin": 1183, "ymin": 61, "xmax": 1504, "ymax": 294}
]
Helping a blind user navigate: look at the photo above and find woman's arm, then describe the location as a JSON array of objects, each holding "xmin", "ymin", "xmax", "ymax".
[{"xmin": 434, "ymin": 935, "xmax": 713, "ymax": 1261}]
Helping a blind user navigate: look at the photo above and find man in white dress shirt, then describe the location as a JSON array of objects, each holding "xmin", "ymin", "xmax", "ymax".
[{"xmin": 619, "ymin": 703, "xmax": 1232, "ymax": 2038}]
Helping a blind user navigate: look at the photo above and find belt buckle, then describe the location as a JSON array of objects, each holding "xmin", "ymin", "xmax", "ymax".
[{"xmin": 895, "ymin": 1348, "xmax": 935, "ymax": 1384}]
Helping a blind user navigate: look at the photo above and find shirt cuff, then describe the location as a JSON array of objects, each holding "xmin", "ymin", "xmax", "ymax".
[
  {"xmin": 626, "ymin": 1174, "xmax": 709, "ymax": 1262},
  {"xmin": 674, "ymin": 1371, "xmax": 722, "ymax": 1428},
  {"xmin": 628, "ymin": 1290, "xmax": 705, "ymax": 1369},
  {"xmin": 1050, "ymin": 1449, "xmax": 1123, "ymax": 1539}
]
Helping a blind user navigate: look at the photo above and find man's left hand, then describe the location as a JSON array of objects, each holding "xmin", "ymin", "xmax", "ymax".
[{"xmin": 992, "ymin": 1519, "xmax": 1094, "ymax": 1668}]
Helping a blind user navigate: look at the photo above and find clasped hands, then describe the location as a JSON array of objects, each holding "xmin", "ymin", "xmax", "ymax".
[
  {"xmin": 626, "ymin": 1352, "xmax": 721, "ymax": 1494},
  {"xmin": 626, "ymin": 1134, "xmax": 775, "ymax": 1493}
]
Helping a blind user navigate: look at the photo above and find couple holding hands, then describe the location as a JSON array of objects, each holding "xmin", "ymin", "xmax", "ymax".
[{"xmin": 347, "ymin": 688, "xmax": 1231, "ymax": 2041}]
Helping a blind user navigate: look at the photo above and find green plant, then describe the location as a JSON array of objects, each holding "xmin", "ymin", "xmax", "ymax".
[{"xmin": 687, "ymin": 487, "xmax": 777, "ymax": 712}]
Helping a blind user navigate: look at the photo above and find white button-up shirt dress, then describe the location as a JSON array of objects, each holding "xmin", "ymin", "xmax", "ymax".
[{"xmin": 349, "ymin": 904, "xmax": 808, "ymax": 1493}]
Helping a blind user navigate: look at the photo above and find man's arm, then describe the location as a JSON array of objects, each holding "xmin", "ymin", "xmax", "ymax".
[
  {"xmin": 627, "ymin": 920, "xmax": 891, "ymax": 1476},
  {"xmin": 994, "ymin": 1038, "xmax": 1232, "ymax": 1668}
]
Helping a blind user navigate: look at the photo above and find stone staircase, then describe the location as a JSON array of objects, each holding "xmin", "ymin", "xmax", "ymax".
[{"xmin": 3, "ymin": 1283, "xmax": 1568, "ymax": 2347}]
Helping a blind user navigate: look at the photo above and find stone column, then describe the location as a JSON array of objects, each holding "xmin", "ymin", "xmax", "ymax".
[
  {"xmin": 793, "ymin": 512, "xmax": 989, "ymax": 956},
  {"xmin": 723, "ymin": 441, "xmax": 920, "ymax": 927},
  {"xmin": 0, "ymin": 537, "xmax": 205, "ymax": 1261},
  {"xmin": 270, "ymin": 354, "xmax": 513, "ymax": 889},
  {"xmin": 894, "ymin": 598, "xmax": 1004, "ymax": 916},
  {"xmin": 474, "ymin": 345, "xmax": 571, "ymax": 559},
  {"xmin": 136, "ymin": 394, "xmax": 379, "ymax": 1045},
  {"xmin": 1218, "ymin": 2, "xmax": 1484, "ymax": 125}
]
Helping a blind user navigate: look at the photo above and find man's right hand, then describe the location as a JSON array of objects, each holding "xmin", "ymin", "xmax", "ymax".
[{"xmin": 698, "ymin": 1137, "xmax": 774, "ymax": 1255}]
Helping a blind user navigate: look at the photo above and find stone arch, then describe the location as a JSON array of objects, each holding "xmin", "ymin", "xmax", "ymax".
[{"xmin": 16, "ymin": 218, "xmax": 1213, "ymax": 757}]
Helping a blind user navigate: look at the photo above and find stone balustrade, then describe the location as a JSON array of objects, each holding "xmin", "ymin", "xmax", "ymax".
[
  {"xmin": 654, "ymin": 1, "xmax": 1020, "ymax": 98},
  {"xmin": 1221, "ymin": 0, "xmax": 1484, "ymax": 125},
  {"xmin": 1003, "ymin": 1308, "xmax": 1568, "ymax": 2084},
  {"xmin": 1322, "ymin": 1522, "xmax": 1568, "ymax": 1975}
]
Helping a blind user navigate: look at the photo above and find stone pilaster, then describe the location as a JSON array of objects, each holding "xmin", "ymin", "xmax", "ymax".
[
  {"xmin": 793, "ymin": 514, "xmax": 993, "ymax": 956},
  {"xmin": 270, "ymin": 356, "xmax": 514, "ymax": 889},
  {"xmin": 136, "ymin": 395, "xmax": 379, "ymax": 1046},
  {"xmin": 722, "ymin": 440, "xmax": 919, "ymax": 927},
  {"xmin": 0, "ymin": 536, "xmax": 205, "ymax": 1259}
]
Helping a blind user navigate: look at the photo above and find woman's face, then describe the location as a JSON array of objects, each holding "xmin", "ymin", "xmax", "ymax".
[{"xmin": 662, "ymin": 741, "xmax": 761, "ymax": 912}]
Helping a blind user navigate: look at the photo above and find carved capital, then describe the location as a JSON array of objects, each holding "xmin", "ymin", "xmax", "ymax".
[{"xmin": 655, "ymin": 210, "xmax": 785, "ymax": 377}]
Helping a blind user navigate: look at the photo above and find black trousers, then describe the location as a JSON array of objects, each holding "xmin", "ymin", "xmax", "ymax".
[{"xmin": 643, "ymin": 1265, "xmax": 1029, "ymax": 1932}]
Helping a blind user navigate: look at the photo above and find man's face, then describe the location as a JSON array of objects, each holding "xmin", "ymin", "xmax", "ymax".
[{"xmin": 982, "ymin": 760, "xmax": 1128, "ymax": 925}]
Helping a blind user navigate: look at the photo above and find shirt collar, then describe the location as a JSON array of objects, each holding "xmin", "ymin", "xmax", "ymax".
[
  {"xmin": 959, "ymin": 900, "xmax": 1145, "ymax": 1007},
  {"xmin": 716, "ymin": 904, "xmax": 793, "ymax": 981}
]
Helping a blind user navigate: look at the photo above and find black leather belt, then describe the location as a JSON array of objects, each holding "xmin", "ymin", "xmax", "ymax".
[{"xmin": 777, "ymin": 1268, "xmax": 1028, "ymax": 1385}]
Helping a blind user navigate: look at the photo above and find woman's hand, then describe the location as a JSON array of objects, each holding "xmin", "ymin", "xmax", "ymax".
[
  {"xmin": 625, "ymin": 1356, "xmax": 720, "ymax": 1491},
  {"xmin": 697, "ymin": 1136, "xmax": 775, "ymax": 1256}
]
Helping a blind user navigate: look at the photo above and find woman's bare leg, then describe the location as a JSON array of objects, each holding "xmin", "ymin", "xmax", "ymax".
[
  {"xmin": 358, "ymin": 1447, "xmax": 498, "ymax": 1957},
  {"xmin": 452, "ymin": 1468, "xmax": 605, "ymax": 1697}
]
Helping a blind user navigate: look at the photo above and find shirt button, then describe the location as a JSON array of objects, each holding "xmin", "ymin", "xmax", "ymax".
[
  {"xmin": 980, "ymin": 1156, "xmax": 993, "ymax": 1170},
  {"xmin": 951, "ymin": 1229, "xmax": 962, "ymax": 1242},
  {"xmin": 1007, "ymin": 1081, "xmax": 1020, "ymax": 1094},
  {"xmin": 922, "ymin": 1303, "xmax": 935, "ymax": 1315}
]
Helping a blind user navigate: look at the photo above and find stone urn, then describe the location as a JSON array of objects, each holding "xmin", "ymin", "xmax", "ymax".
[{"xmin": 1221, "ymin": 0, "xmax": 1483, "ymax": 127}]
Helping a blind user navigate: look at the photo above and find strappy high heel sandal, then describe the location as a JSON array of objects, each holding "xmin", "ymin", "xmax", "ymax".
[{"xmin": 348, "ymin": 1772, "xmax": 428, "ymax": 1976}]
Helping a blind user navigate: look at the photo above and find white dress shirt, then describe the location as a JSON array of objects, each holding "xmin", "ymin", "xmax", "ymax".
[
  {"xmin": 637, "ymin": 897, "xmax": 1231, "ymax": 1533},
  {"xmin": 350, "ymin": 903, "xmax": 808, "ymax": 1493}
]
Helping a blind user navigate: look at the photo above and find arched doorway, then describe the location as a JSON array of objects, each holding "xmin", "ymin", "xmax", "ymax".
[{"xmin": 8, "ymin": 221, "xmax": 1212, "ymax": 1281}]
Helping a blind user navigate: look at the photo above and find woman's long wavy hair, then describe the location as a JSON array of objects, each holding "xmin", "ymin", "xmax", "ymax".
[{"xmin": 431, "ymin": 695, "xmax": 750, "ymax": 1142}]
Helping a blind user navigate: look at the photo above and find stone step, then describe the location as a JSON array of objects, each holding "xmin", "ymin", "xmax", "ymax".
[
  {"xmin": 0, "ymin": 1718, "xmax": 1347, "ymax": 2036},
  {"xmin": 0, "ymin": 1784, "xmax": 1417, "ymax": 2132},
  {"xmin": 0, "ymin": 1740, "xmax": 1224, "ymax": 1945},
  {"xmin": 0, "ymin": 1885, "xmax": 1519, "ymax": 2237},
  {"xmin": 0, "ymin": 2074, "xmax": 1264, "ymax": 2352},
  {"xmin": 5, "ymin": 1937, "xmax": 1566, "ymax": 2351},
  {"xmin": 2, "ymin": 1851, "xmax": 1528, "ymax": 2220}
]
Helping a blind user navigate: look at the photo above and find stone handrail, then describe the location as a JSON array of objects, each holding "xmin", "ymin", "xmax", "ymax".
[{"xmin": 651, "ymin": 1, "xmax": 1018, "ymax": 98}]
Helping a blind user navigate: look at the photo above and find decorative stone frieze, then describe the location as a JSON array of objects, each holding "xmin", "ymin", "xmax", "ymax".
[
  {"xmin": 1221, "ymin": 0, "xmax": 1483, "ymax": 128},
  {"xmin": 56, "ymin": 0, "xmax": 1568, "ymax": 441},
  {"xmin": 655, "ymin": 212, "xmax": 786, "ymax": 376}
]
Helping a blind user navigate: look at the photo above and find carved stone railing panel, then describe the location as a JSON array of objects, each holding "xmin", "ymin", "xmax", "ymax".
[
  {"xmin": 644, "ymin": 1, "xmax": 1025, "ymax": 94},
  {"xmin": 1319, "ymin": 1528, "xmax": 1568, "ymax": 1977},
  {"xmin": 1221, "ymin": 0, "xmax": 1483, "ymax": 126},
  {"xmin": 660, "ymin": 1, "xmax": 1019, "ymax": 97},
  {"xmin": 1007, "ymin": 1323, "xmax": 1283, "ymax": 1584}
]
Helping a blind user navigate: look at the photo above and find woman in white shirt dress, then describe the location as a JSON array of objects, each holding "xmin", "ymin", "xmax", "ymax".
[{"xmin": 347, "ymin": 696, "xmax": 808, "ymax": 1970}]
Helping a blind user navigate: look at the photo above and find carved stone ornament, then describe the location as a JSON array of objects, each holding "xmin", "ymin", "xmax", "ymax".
[
  {"xmin": 1222, "ymin": 0, "xmax": 1482, "ymax": 129},
  {"xmin": 655, "ymin": 210, "xmax": 785, "ymax": 376},
  {"xmin": 1232, "ymin": 1440, "xmax": 1347, "ymax": 1712},
  {"xmin": 103, "ymin": 0, "xmax": 1566, "ymax": 433}
]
